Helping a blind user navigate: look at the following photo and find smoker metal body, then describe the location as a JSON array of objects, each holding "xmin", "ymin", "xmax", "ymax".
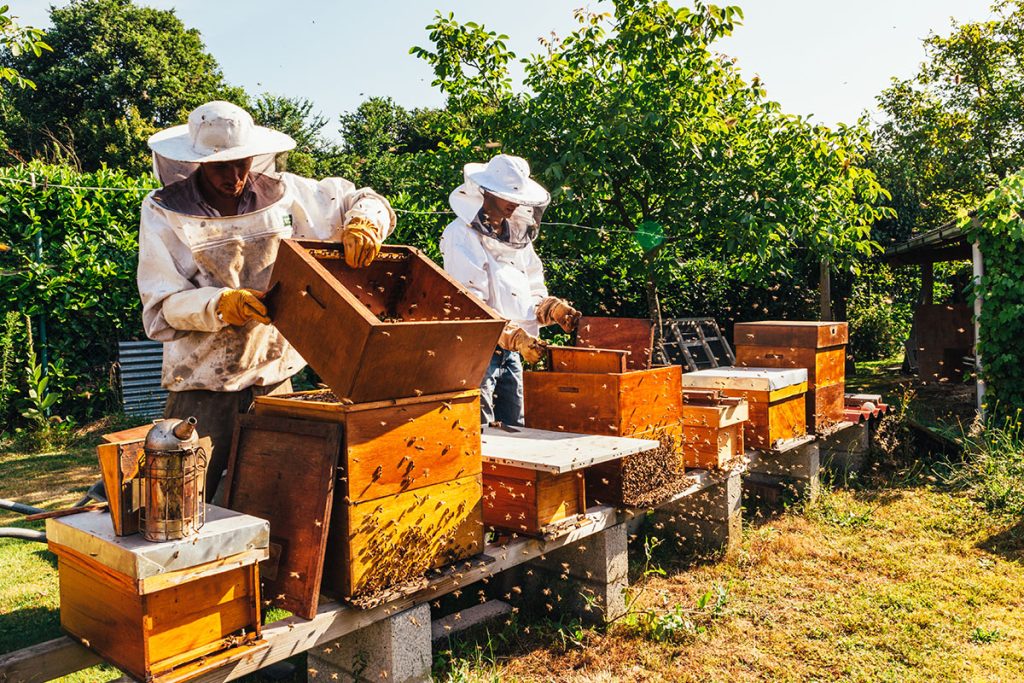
[{"xmin": 140, "ymin": 417, "xmax": 206, "ymax": 542}]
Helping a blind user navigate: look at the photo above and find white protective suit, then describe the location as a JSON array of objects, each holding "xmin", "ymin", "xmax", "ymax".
[
  {"xmin": 138, "ymin": 172, "xmax": 395, "ymax": 392},
  {"xmin": 439, "ymin": 181, "xmax": 549, "ymax": 337}
]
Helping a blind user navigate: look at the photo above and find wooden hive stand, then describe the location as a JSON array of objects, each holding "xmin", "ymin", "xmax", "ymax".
[
  {"xmin": 734, "ymin": 321, "xmax": 848, "ymax": 434},
  {"xmin": 46, "ymin": 506, "xmax": 269, "ymax": 682}
]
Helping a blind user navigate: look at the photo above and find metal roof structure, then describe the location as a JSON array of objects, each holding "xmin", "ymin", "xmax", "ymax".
[{"xmin": 884, "ymin": 219, "xmax": 973, "ymax": 266}]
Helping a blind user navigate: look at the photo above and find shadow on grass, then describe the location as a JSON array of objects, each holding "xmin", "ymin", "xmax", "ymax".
[
  {"xmin": 978, "ymin": 517, "xmax": 1024, "ymax": 563},
  {"xmin": 0, "ymin": 606, "xmax": 61, "ymax": 656}
]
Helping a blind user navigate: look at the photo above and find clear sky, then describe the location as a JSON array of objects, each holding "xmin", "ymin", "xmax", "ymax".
[{"xmin": 7, "ymin": 0, "xmax": 997, "ymax": 139}]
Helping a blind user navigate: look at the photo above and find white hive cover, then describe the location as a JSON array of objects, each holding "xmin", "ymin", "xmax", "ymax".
[{"xmin": 679, "ymin": 367, "xmax": 807, "ymax": 392}]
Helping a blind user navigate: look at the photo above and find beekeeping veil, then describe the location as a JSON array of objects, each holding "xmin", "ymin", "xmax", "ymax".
[
  {"xmin": 147, "ymin": 101, "xmax": 296, "ymax": 187},
  {"xmin": 449, "ymin": 154, "xmax": 551, "ymax": 249}
]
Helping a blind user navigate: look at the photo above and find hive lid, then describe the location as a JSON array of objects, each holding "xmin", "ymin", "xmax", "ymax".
[
  {"xmin": 680, "ymin": 367, "xmax": 807, "ymax": 392},
  {"xmin": 481, "ymin": 426, "xmax": 660, "ymax": 473},
  {"xmin": 47, "ymin": 505, "xmax": 269, "ymax": 580}
]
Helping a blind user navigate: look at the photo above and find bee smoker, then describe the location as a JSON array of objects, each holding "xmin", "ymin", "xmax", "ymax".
[{"xmin": 140, "ymin": 416, "xmax": 207, "ymax": 542}]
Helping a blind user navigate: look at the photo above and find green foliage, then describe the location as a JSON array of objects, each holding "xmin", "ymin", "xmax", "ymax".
[
  {"xmin": 0, "ymin": 0, "xmax": 245, "ymax": 172},
  {"xmin": 964, "ymin": 170, "xmax": 1024, "ymax": 417},
  {"xmin": 0, "ymin": 310, "xmax": 20, "ymax": 416},
  {"xmin": 0, "ymin": 5, "xmax": 50, "ymax": 90},
  {"xmin": 0, "ymin": 162, "xmax": 154, "ymax": 426},
  {"xmin": 847, "ymin": 264, "xmax": 913, "ymax": 361},
  {"xmin": 871, "ymin": 0, "xmax": 1024, "ymax": 240},
  {"xmin": 412, "ymin": 1, "xmax": 892, "ymax": 323},
  {"xmin": 251, "ymin": 93, "xmax": 340, "ymax": 178},
  {"xmin": 940, "ymin": 412, "xmax": 1024, "ymax": 517},
  {"xmin": 970, "ymin": 626, "xmax": 1005, "ymax": 644}
]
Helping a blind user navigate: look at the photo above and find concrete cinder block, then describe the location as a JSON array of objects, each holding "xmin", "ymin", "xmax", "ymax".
[
  {"xmin": 431, "ymin": 600, "xmax": 513, "ymax": 642},
  {"xmin": 821, "ymin": 422, "xmax": 870, "ymax": 476},
  {"xmin": 652, "ymin": 472, "xmax": 743, "ymax": 552},
  {"xmin": 307, "ymin": 603, "xmax": 431, "ymax": 683},
  {"xmin": 525, "ymin": 522, "xmax": 629, "ymax": 624},
  {"xmin": 532, "ymin": 522, "xmax": 628, "ymax": 584},
  {"xmin": 747, "ymin": 441, "xmax": 820, "ymax": 481}
]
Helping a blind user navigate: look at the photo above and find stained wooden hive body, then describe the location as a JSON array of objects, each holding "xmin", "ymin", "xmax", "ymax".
[
  {"xmin": 679, "ymin": 367, "xmax": 808, "ymax": 450},
  {"xmin": 47, "ymin": 507, "xmax": 267, "ymax": 682},
  {"xmin": 734, "ymin": 320, "xmax": 848, "ymax": 433},
  {"xmin": 265, "ymin": 240, "xmax": 506, "ymax": 403},
  {"xmin": 480, "ymin": 426, "xmax": 659, "ymax": 535},
  {"xmin": 247, "ymin": 389, "xmax": 484, "ymax": 601},
  {"xmin": 681, "ymin": 392, "xmax": 749, "ymax": 469},
  {"xmin": 524, "ymin": 348, "xmax": 688, "ymax": 506}
]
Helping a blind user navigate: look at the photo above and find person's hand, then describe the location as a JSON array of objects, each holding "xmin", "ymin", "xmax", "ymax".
[
  {"xmin": 342, "ymin": 217, "xmax": 383, "ymax": 268},
  {"xmin": 500, "ymin": 327, "xmax": 547, "ymax": 364},
  {"xmin": 537, "ymin": 297, "xmax": 581, "ymax": 332},
  {"xmin": 217, "ymin": 289, "xmax": 270, "ymax": 326}
]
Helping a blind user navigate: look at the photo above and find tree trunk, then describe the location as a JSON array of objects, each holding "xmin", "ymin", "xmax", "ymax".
[
  {"xmin": 819, "ymin": 257, "xmax": 833, "ymax": 322},
  {"xmin": 643, "ymin": 250, "xmax": 664, "ymax": 342}
]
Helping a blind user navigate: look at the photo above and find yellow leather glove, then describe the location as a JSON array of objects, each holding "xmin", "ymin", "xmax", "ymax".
[
  {"xmin": 498, "ymin": 326, "xmax": 547, "ymax": 364},
  {"xmin": 342, "ymin": 217, "xmax": 383, "ymax": 268},
  {"xmin": 216, "ymin": 289, "xmax": 270, "ymax": 326},
  {"xmin": 536, "ymin": 296, "xmax": 581, "ymax": 333}
]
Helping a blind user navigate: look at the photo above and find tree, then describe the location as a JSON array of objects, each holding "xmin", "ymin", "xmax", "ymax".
[
  {"xmin": 251, "ymin": 93, "xmax": 338, "ymax": 177},
  {"xmin": 0, "ymin": 5, "xmax": 50, "ymax": 90},
  {"xmin": 414, "ymin": 1, "xmax": 891, "ymax": 328},
  {"xmin": 871, "ymin": 0, "xmax": 1024, "ymax": 240},
  {"xmin": 0, "ymin": 0, "xmax": 245, "ymax": 172}
]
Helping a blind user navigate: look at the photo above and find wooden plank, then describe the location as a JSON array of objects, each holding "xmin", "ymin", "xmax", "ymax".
[
  {"xmin": 254, "ymin": 389, "xmax": 479, "ymax": 418},
  {"xmin": 480, "ymin": 426, "xmax": 660, "ymax": 473},
  {"xmin": 101, "ymin": 424, "xmax": 152, "ymax": 444},
  {"xmin": 223, "ymin": 414, "xmax": 340, "ymax": 619},
  {"xmin": 547, "ymin": 346, "xmax": 628, "ymax": 374},
  {"xmin": 682, "ymin": 402, "xmax": 749, "ymax": 429},
  {"xmin": 0, "ymin": 637, "xmax": 102, "ymax": 683},
  {"xmin": 577, "ymin": 317, "xmax": 655, "ymax": 370},
  {"xmin": 617, "ymin": 366, "xmax": 684, "ymax": 436}
]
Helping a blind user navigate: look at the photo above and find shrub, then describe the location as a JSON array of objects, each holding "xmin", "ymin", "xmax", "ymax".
[
  {"xmin": 0, "ymin": 162, "xmax": 154, "ymax": 426},
  {"xmin": 940, "ymin": 413, "xmax": 1024, "ymax": 517}
]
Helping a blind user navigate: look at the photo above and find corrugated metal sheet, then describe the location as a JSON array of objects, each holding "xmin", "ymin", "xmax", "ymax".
[{"xmin": 118, "ymin": 340, "xmax": 166, "ymax": 419}]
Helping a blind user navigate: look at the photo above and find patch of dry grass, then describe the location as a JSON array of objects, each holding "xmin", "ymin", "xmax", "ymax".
[{"xmin": 436, "ymin": 485, "xmax": 1024, "ymax": 682}]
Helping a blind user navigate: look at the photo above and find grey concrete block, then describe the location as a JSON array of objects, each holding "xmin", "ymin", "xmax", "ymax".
[
  {"xmin": 663, "ymin": 473, "xmax": 742, "ymax": 522},
  {"xmin": 748, "ymin": 441, "xmax": 820, "ymax": 481},
  {"xmin": 532, "ymin": 522, "xmax": 628, "ymax": 584},
  {"xmin": 652, "ymin": 474, "xmax": 743, "ymax": 552},
  {"xmin": 821, "ymin": 422, "xmax": 870, "ymax": 476},
  {"xmin": 431, "ymin": 600, "xmax": 513, "ymax": 642},
  {"xmin": 308, "ymin": 603, "xmax": 431, "ymax": 683}
]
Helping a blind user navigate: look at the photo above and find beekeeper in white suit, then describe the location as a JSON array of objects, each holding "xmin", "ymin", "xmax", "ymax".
[
  {"xmin": 440, "ymin": 154, "xmax": 580, "ymax": 426},
  {"xmin": 138, "ymin": 100, "xmax": 395, "ymax": 498}
]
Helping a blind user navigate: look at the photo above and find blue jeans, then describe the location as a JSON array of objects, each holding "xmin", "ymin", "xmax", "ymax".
[{"xmin": 480, "ymin": 348, "xmax": 524, "ymax": 426}]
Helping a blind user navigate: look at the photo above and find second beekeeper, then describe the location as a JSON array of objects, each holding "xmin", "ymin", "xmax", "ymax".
[
  {"xmin": 137, "ymin": 100, "xmax": 396, "ymax": 498},
  {"xmin": 440, "ymin": 154, "xmax": 580, "ymax": 426}
]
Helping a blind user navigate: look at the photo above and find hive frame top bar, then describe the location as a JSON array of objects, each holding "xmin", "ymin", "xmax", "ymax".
[{"xmin": 480, "ymin": 426, "xmax": 661, "ymax": 473}]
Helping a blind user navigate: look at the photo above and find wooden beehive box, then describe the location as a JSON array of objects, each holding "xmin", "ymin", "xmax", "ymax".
[
  {"xmin": 251, "ymin": 389, "xmax": 484, "ymax": 599},
  {"xmin": 680, "ymin": 367, "xmax": 807, "ymax": 450},
  {"xmin": 734, "ymin": 321, "xmax": 848, "ymax": 432},
  {"xmin": 265, "ymin": 240, "xmax": 506, "ymax": 403},
  {"xmin": 576, "ymin": 317, "xmax": 656, "ymax": 370},
  {"xmin": 47, "ymin": 507, "xmax": 268, "ymax": 682},
  {"xmin": 524, "ymin": 348, "xmax": 687, "ymax": 506},
  {"xmin": 682, "ymin": 391, "xmax": 749, "ymax": 469},
  {"xmin": 479, "ymin": 426, "xmax": 659, "ymax": 536}
]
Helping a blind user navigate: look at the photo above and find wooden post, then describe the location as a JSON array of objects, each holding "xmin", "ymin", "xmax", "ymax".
[
  {"xmin": 973, "ymin": 241, "xmax": 986, "ymax": 415},
  {"xmin": 819, "ymin": 258, "xmax": 832, "ymax": 322},
  {"xmin": 921, "ymin": 261, "xmax": 934, "ymax": 305}
]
